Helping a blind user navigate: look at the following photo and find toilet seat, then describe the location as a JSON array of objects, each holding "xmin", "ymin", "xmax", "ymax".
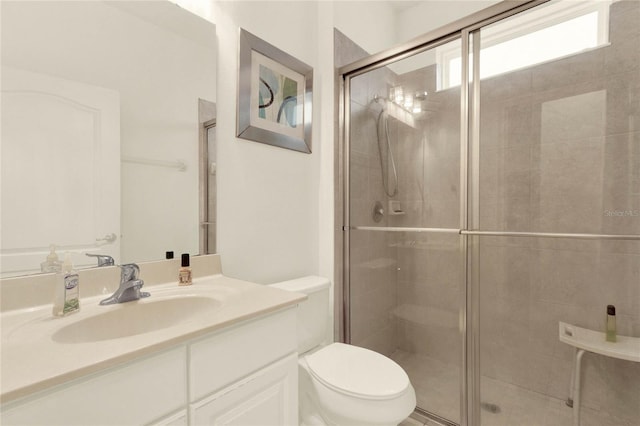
[{"xmin": 305, "ymin": 343, "xmax": 410, "ymax": 400}]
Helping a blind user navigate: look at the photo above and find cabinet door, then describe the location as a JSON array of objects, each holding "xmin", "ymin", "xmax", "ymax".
[
  {"xmin": 190, "ymin": 353, "xmax": 297, "ymax": 426},
  {"xmin": 1, "ymin": 347, "xmax": 186, "ymax": 426},
  {"xmin": 189, "ymin": 309, "xmax": 297, "ymax": 401},
  {"xmin": 148, "ymin": 410, "xmax": 188, "ymax": 426}
]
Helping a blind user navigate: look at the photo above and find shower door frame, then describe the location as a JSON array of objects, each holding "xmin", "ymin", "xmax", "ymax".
[{"xmin": 337, "ymin": 1, "xmax": 549, "ymax": 425}]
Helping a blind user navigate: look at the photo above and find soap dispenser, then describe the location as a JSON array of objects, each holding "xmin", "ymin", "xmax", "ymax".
[
  {"xmin": 52, "ymin": 253, "xmax": 80, "ymax": 317},
  {"xmin": 41, "ymin": 244, "xmax": 62, "ymax": 273}
]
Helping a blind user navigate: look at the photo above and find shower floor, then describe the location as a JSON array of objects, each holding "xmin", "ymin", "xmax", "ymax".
[{"xmin": 391, "ymin": 350, "xmax": 634, "ymax": 426}]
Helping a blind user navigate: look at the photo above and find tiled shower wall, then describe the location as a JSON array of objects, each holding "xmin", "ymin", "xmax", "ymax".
[
  {"xmin": 344, "ymin": 26, "xmax": 463, "ymax": 358},
  {"xmin": 339, "ymin": 28, "xmax": 400, "ymax": 357},
  {"xmin": 478, "ymin": 1, "xmax": 640, "ymax": 422}
]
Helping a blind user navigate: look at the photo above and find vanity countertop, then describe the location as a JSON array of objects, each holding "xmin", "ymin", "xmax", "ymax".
[{"xmin": 0, "ymin": 274, "xmax": 305, "ymax": 404}]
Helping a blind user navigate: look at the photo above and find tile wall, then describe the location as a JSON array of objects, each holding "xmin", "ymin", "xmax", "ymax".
[
  {"xmin": 478, "ymin": 1, "xmax": 640, "ymax": 423},
  {"xmin": 338, "ymin": 29, "xmax": 400, "ymax": 357}
]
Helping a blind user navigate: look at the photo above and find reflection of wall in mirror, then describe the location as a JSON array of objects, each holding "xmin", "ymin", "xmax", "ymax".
[{"xmin": 0, "ymin": 0, "xmax": 217, "ymax": 274}]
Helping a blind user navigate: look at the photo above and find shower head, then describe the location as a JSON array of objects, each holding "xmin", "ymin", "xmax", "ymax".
[
  {"xmin": 414, "ymin": 91, "xmax": 428, "ymax": 101},
  {"xmin": 370, "ymin": 95, "xmax": 389, "ymax": 115}
]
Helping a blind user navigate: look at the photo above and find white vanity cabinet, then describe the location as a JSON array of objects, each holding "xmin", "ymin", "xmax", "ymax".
[
  {"xmin": 150, "ymin": 411, "xmax": 188, "ymax": 426},
  {"xmin": 1, "ymin": 308, "xmax": 298, "ymax": 426},
  {"xmin": 188, "ymin": 309, "xmax": 298, "ymax": 425},
  {"xmin": 190, "ymin": 353, "xmax": 297, "ymax": 425},
  {"xmin": 1, "ymin": 346, "xmax": 187, "ymax": 425}
]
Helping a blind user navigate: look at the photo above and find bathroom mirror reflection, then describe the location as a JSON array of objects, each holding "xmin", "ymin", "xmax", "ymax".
[{"xmin": 1, "ymin": 1, "xmax": 217, "ymax": 277}]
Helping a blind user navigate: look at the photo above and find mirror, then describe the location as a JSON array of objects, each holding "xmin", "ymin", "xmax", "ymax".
[{"xmin": 1, "ymin": 1, "xmax": 217, "ymax": 277}]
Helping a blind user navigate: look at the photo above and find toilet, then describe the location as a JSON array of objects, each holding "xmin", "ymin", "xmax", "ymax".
[{"xmin": 270, "ymin": 276, "xmax": 416, "ymax": 426}]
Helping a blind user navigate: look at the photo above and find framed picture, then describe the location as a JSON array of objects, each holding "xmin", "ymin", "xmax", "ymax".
[{"xmin": 237, "ymin": 29, "xmax": 313, "ymax": 153}]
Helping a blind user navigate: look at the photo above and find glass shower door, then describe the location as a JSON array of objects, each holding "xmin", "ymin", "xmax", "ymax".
[
  {"xmin": 475, "ymin": 2, "xmax": 640, "ymax": 425},
  {"xmin": 343, "ymin": 1, "xmax": 640, "ymax": 425},
  {"xmin": 346, "ymin": 39, "xmax": 464, "ymax": 424}
]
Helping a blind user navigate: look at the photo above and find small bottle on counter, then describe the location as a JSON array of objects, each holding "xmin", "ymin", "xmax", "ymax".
[
  {"xmin": 52, "ymin": 253, "xmax": 80, "ymax": 317},
  {"xmin": 606, "ymin": 305, "xmax": 616, "ymax": 342},
  {"xmin": 179, "ymin": 253, "xmax": 192, "ymax": 286}
]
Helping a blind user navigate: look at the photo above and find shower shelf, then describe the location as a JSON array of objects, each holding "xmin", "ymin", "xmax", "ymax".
[
  {"xmin": 559, "ymin": 322, "xmax": 640, "ymax": 362},
  {"xmin": 558, "ymin": 322, "xmax": 640, "ymax": 426}
]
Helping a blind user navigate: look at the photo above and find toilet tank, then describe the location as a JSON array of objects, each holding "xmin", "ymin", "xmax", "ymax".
[{"xmin": 269, "ymin": 276, "xmax": 330, "ymax": 354}]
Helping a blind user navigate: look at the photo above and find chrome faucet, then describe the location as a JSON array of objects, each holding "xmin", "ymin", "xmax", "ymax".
[
  {"xmin": 86, "ymin": 253, "xmax": 115, "ymax": 267},
  {"xmin": 99, "ymin": 264, "xmax": 150, "ymax": 305}
]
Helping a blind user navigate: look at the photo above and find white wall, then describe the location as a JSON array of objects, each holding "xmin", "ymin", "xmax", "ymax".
[
  {"xmin": 211, "ymin": 1, "xmax": 322, "ymax": 284},
  {"xmin": 316, "ymin": 1, "xmax": 338, "ymax": 340},
  {"xmin": 397, "ymin": 0, "xmax": 500, "ymax": 42}
]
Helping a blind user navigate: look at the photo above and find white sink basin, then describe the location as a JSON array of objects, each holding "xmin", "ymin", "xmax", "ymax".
[
  {"xmin": 52, "ymin": 296, "xmax": 219, "ymax": 343},
  {"xmin": 1, "ymin": 272, "xmax": 307, "ymax": 403}
]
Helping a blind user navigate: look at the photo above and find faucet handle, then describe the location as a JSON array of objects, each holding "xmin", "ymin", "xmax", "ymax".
[
  {"xmin": 86, "ymin": 253, "xmax": 115, "ymax": 267},
  {"xmin": 120, "ymin": 263, "xmax": 140, "ymax": 283}
]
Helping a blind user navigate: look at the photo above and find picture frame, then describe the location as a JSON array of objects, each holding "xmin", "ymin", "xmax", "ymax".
[{"xmin": 237, "ymin": 28, "xmax": 313, "ymax": 154}]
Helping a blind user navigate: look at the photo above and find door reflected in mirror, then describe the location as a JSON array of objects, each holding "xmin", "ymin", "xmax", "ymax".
[{"xmin": 1, "ymin": 1, "xmax": 217, "ymax": 277}]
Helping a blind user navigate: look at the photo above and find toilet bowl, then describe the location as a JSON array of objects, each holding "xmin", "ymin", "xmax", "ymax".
[{"xmin": 270, "ymin": 276, "xmax": 416, "ymax": 426}]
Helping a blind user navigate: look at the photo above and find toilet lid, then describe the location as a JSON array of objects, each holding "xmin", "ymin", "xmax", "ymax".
[{"xmin": 305, "ymin": 343, "xmax": 410, "ymax": 400}]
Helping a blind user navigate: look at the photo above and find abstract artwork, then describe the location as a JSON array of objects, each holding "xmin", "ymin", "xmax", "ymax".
[
  {"xmin": 259, "ymin": 64, "xmax": 297, "ymax": 127},
  {"xmin": 237, "ymin": 29, "xmax": 313, "ymax": 153}
]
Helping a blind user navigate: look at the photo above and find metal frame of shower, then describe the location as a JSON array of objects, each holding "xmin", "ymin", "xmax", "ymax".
[{"xmin": 337, "ymin": 0, "xmax": 640, "ymax": 425}]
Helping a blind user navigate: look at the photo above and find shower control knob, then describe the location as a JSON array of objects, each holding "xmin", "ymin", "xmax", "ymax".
[{"xmin": 372, "ymin": 201, "xmax": 384, "ymax": 223}]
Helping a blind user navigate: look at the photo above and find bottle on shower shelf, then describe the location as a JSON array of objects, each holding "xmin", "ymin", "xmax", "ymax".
[{"xmin": 606, "ymin": 305, "xmax": 616, "ymax": 342}]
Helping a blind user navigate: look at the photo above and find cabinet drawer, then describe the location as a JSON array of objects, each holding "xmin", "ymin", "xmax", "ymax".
[
  {"xmin": 189, "ymin": 308, "xmax": 296, "ymax": 401},
  {"xmin": 2, "ymin": 346, "xmax": 186, "ymax": 426}
]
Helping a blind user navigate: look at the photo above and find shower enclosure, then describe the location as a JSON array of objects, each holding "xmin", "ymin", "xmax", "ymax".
[{"xmin": 339, "ymin": 1, "xmax": 640, "ymax": 425}]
